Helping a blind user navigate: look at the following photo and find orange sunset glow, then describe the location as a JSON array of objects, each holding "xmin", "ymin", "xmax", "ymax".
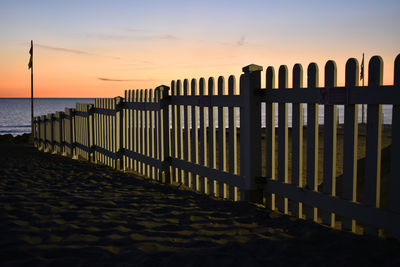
[{"xmin": 0, "ymin": 0, "xmax": 399, "ymax": 98}]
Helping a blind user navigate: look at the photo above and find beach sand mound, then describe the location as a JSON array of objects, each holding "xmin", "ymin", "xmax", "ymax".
[{"xmin": 0, "ymin": 143, "xmax": 399, "ymax": 266}]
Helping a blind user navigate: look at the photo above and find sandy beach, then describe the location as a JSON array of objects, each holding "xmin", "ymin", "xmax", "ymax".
[{"xmin": 1, "ymin": 142, "xmax": 399, "ymax": 266}]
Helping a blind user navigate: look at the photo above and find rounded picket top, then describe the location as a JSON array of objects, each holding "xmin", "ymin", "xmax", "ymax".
[
  {"xmin": 239, "ymin": 73, "xmax": 245, "ymax": 94},
  {"xmin": 292, "ymin": 63, "xmax": 303, "ymax": 89},
  {"xmin": 266, "ymin": 66, "xmax": 275, "ymax": 89},
  {"xmin": 155, "ymin": 85, "xmax": 170, "ymax": 99},
  {"xmin": 218, "ymin": 76, "xmax": 225, "ymax": 95},
  {"xmin": 199, "ymin": 78, "xmax": 205, "ymax": 96},
  {"xmin": 154, "ymin": 88, "xmax": 159, "ymax": 102},
  {"xmin": 183, "ymin": 79, "xmax": 189, "ymax": 95},
  {"xmin": 140, "ymin": 89, "xmax": 144, "ymax": 102},
  {"xmin": 191, "ymin": 78, "xmax": 197, "ymax": 95},
  {"xmin": 208, "ymin": 77, "xmax": 215, "ymax": 95},
  {"xmin": 176, "ymin": 80, "xmax": 182, "ymax": 95},
  {"xmin": 325, "ymin": 60, "xmax": 337, "ymax": 87},
  {"xmin": 148, "ymin": 89, "xmax": 153, "ymax": 102},
  {"xmin": 135, "ymin": 89, "xmax": 139, "ymax": 101},
  {"xmin": 307, "ymin": 62, "xmax": 319, "ymax": 88},
  {"xmin": 278, "ymin": 65, "xmax": 288, "ymax": 89},
  {"xmin": 345, "ymin": 58, "xmax": 359, "ymax": 87},
  {"xmin": 394, "ymin": 54, "xmax": 400, "ymax": 86},
  {"xmin": 368, "ymin": 55, "xmax": 383, "ymax": 87},
  {"xmin": 171, "ymin": 80, "xmax": 176, "ymax": 95},
  {"xmin": 228, "ymin": 75, "xmax": 236, "ymax": 95},
  {"xmin": 145, "ymin": 89, "xmax": 148, "ymax": 102}
]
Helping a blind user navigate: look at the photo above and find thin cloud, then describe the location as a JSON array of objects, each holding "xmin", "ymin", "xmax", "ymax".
[
  {"xmin": 156, "ymin": 34, "xmax": 179, "ymax": 40},
  {"xmin": 36, "ymin": 44, "xmax": 120, "ymax": 59},
  {"xmin": 98, "ymin": 77, "xmax": 158, "ymax": 82},
  {"xmin": 237, "ymin": 35, "xmax": 246, "ymax": 46},
  {"xmin": 85, "ymin": 32, "xmax": 179, "ymax": 41}
]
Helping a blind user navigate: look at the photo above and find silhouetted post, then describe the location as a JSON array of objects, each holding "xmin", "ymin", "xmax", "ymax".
[
  {"xmin": 157, "ymin": 85, "xmax": 171, "ymax": 183},
  {"xmin": 115, "ymin": 97, "xmax": 124, "ymax": 170},
  {"xmin": 361, "ymin": 53, "xmax": 365, "ymax": 124},
  {"xmin": 29, "ymin": 40, "xmax": 34, "ymax": 136},
  {"xmin": 390, "ymin": 54, "xmax": 400, "ymax": 215},
  {"xmin": 342, "ymin": 58, "xmax": 359, "ymax": 233},
  {"xmin": 364, "ymin": 56, "xmax": 383, "ymax": 236},
  {"xmin": 240, "ymin": 64, "xmax": 263, "ymax": 202}
]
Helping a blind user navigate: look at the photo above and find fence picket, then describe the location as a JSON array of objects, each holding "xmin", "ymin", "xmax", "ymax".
[
  {"xmin": 364, "ymin": 56, "xmax": 383, "ymax": 236},
  {"xmin": 390, "ymin": 55, "xmax": 400, "ymax": 214},
  {"xmin": 277, "ymin": 65, "xmax": 289, "ymax": 214},
  {"xmin": 191, "ymin": 79, "xmax": 199, "ymax": 191},
  {"xmin": 208, "ymin": 77, "xmax": 217, "ymax": 196},
  {"xmin": 144, "ymin": 89, "xmax": 149, "ymax": 176},
  {"xmin": 183, "ymin": 79, "xmax": 190, "ymax": 186},
  {"xmin": 228, "ymin": 75, "xmax": 238, "ymax": 201},
  {"xmin": 199, "ymin": 78, "xmax": 207, "ymax": 193},
  {"xmin": 218, "ymin": 76, "xmax": 227, "ymax": 198},
  {"xmin": 322, "ymin": 60, "xmax": 338, "ymax": 227},
  {"xmin": 291, "ymin": 63, "xmax": 304, "ymax": 218},
  {"xmin": 306, "ymin": 63, "xmax": 319, "ymax": 222},
  {"xmin": 176, "ymin": 80, "xmax": 183, "ymax": 184},
  {"xmin": 171, "ymin": 81, "xmax": 177, "ymax": 182},
  {"xmin": 265, "ymin": 66, "xmax": 276, "ymax": 209}
]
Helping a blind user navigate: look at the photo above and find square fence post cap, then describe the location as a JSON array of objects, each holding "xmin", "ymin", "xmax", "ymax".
[{"xmin": 242, "ymin": 64, "xmax": 263, "ymax": 73}]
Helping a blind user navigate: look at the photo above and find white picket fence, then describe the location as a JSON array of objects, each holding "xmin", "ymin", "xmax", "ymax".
[{"xmin": 33, "ymin": 54, "xmax": 400, "ymax": 237}]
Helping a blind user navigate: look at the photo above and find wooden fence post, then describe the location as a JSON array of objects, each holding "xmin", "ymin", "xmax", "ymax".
[
  {"xmin": 50, "ymin": 114, "xmax": 55, "ymax": 153},
  {"xmin": 57, "ymin": 111, "xmax": 63, "ymax": 154},
  {"xmin": 70, "ymin": 108, "xmax": 76, "ymax": 158},
  {"xmin": 41, "ymin": 115, "xmax": 46, "ymax": 151},
  {"xmin": 240, "ymin": 64, "xmax": 263, "ymax": 202},
  {"xmin": 156, "ymin": 85, "xmax": 171, "ymax": 183},
  {"xmin": 87, "ymin": 104, "xmax": 94, "ymax": 162},
  {"xmin": 115, "ymin": 97, "xmax": 124, "ymax": 170}
]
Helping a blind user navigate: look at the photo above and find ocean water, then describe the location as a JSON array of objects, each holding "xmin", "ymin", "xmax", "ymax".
[
  {"xmin": 0, "ymin": 98, "xmax": 94, "ymax": 136},
  {"xmin": 0, "ymin": 98, "xmax": 393, "ymax": 136}
]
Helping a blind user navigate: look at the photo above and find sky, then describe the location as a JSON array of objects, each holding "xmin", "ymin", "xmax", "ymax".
[{"xmin": 0, "ymin": 0, "xmax": 399, "ymax": 98}]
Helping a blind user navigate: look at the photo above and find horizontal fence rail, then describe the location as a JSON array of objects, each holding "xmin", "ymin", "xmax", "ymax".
[{"xmin": 33, "ymin": 54, "xmax": 400, "ymax": 238}]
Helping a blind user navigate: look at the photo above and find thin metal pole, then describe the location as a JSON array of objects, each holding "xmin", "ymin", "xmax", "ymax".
[
  {"xmin": 31, "ymin": 40, "xmax": 34, "ymax": 134},
  {"xmin": 362, "ymin": 78, "xmax": 365, "ymax": 124}
]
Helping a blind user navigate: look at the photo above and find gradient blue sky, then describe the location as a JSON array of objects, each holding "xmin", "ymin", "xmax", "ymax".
[{"xmin": 0, "ymin": 0, "xmax": 399, "ymax": 97}]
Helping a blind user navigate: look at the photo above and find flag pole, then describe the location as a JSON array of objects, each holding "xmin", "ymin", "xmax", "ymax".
[
  {"xmin": 361, "ymin": 53, "xmax": 365, "ymax": 124},
  {"xmin": 30, "ymin": 40, "xmax": 34, "ymax": 135}
]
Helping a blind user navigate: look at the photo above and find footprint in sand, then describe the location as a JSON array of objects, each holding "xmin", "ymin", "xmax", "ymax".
[
  {"xmin": 21, "ymin": 235, "xmax": 42, "ymax": 245},
  {"xmin": 97, "ymin": 246, "xmax": 120, "ymax": 254},
  {"xmin": 114, "ymin": 225, "xmax": 131, "ymax": 233},
  {"xmin": 53, "ymin": 219, "xmax": 67, "ymax": 225},
  {"xmin": 107, "ymin": 234, "xmax": 126, "ymax": 240},
  {"xmin": 49, "ymin": 235, "xmax": 63, "ymax": 243},
  {"xmin": 66, "ymin": 234, "xmax": 99, "ymax": 242},
  {"xmin": 12, "ymin": 220, "xmax": 29, "ymax": 227}
]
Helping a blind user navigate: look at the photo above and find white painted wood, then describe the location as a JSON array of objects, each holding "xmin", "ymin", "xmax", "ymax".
[
  {"xmin": 322, "ymin": 60, "xmax": 337, "ymax": 227},
  {"xmin": 265, "ymin": 66, "xmax": 276, "ymax": 210},
  {"xmin": 306, "ymin": 63, "xmax": 319, "ymax": 222},
  {"xmin": 218, "ymin": 76, "xmax": 227, "ymax": 198},
  {"xmin": 364, "ymin": 56, "xmax": 383, "ymax": 236},
  {"xmin": 228, "ymin": 75, "xmax": 238, "ymax": 201},
  {"xmin": 291, "ymin": 63, "xmax": 304, "ymax": 219},
  {"xmin": 278, "ymin": 65, "xmax": 289, "ymax": 214},
  {"xmin": 390, "ymin": 55, "xmax": 400, "ymax": 214}
]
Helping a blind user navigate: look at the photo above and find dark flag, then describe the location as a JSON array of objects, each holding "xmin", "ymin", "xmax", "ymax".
[
  {"xmin": 28, "ymin": 43, "xmax": 33, "ymax": 69},
  {"xmin": 360, "ymin": 53, "xmax": 364, "ymax": 81}
]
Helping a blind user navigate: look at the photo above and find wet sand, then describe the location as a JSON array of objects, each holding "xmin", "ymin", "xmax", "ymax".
[{"xmin": 0, "ymin": 144, "xmax": 399, "ymax": 266}]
